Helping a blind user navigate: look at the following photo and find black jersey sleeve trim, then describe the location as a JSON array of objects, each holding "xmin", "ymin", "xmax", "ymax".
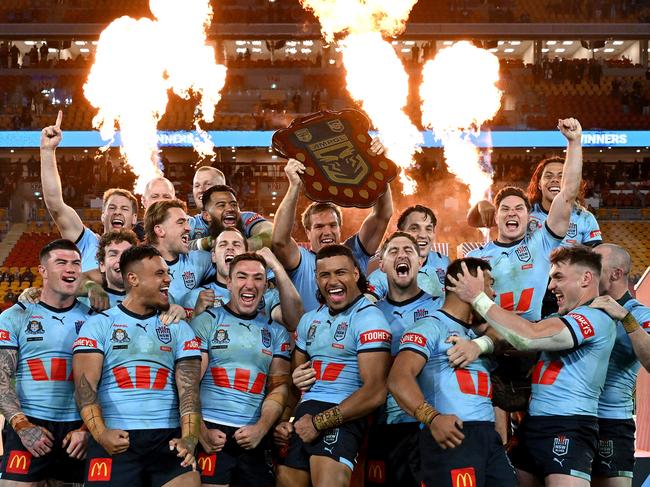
[
  {"xmin": 544, "ymin": 222, "xmax": 565, "ymax": 241},
  {"xmin": 273, "ymin": 354, "xmax": 291, "ymax": 361},
  {"xmin": 294, "ymin": 345, "xmax": 307, "ymax": 355},
  {"xmin": 559, "ymin": 317, "xmax": 579, "ymax": 349},
  {"xmin": 398, "ymin": 347, "xmax": 429, "ymax": 361},
  {"xmin": 286, "ymin": 250, "xmax": 304, "ymax": 275},
  {"xmin": 175, "ymin": 356, "xmax": 202, "ymax": 364},
  {"xmin": 0, "ymin": 345, "xmax": 18, "ymax": 350},
  {"xmin": 357, "ymin": 348, "xmax": 391, "ymax": 354},
  {"xmin": 72, "ymin": 349, "xmax": 104, "ymax": 355}
]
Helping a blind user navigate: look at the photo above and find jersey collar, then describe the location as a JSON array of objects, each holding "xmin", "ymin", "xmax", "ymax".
[
  {"xmin": 104, "ymin": 286, "xmax": 126, "ymax": 296},
  {"xmin": 328, "ymin": 293, "xmax": 364, "ymax": 316},
  {"xmin": 224, "ymin": 303, "xmax": 258, "ymax": 321},
  {"xmin": 386, "ymin": 290, "xmax": 425, "ymax": 307},
  {"xmin": 616, "ymin": 291, "xmax": 633, "ymax": 306},
  {"xmin": 165, "ymin": 255, "xmax": 180, "ymax": 266},
  {"xmin": 439, "ymin": 309, "xmax": 472, "ymax": 329},
  {"xmin": 493, "ymin": 236, "xmax": 525, "ymax": 248},
  {"xmin": 39, "ymin": 299, "xmax": 79, "ymax": 313},
  {"xmin": 118, "ymin": 303, "xmax": 157, "ymax": 320}
]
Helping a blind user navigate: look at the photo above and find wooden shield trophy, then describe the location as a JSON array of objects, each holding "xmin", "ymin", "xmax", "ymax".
[{"xmin": 272, "ymin": 109, "xmax": 398, "ymax": 208}]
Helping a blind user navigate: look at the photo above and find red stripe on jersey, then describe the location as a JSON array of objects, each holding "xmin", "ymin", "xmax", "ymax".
[
  {"xmin": 477, "ymin": 371, "xmax": 490, "ymax": 397},
  {"xmin": 50, "ymin": 358, "xmax": 68, "ymax": 381},
  {"xmin": 531, "ymin": 361, "xmax": 544, "ymax": 384},
  {"xmin": 249, "ymin": 372, "xmax": 267, "ymax": 394},
  {"xmin": 27, "ymin": 359, "xmax": 48, "ymax": 381},
  {"xmin": 152, "ymin": 368, "xmax": 170, "ymax": 390},
  {"xmin": 135, "ymin": 366, "xmax": 150, "ymax": 389},
  {"xmin": 539, "ymin": 361, "xmax": 563, "ymax": 385},
  {"xmin": 211, "ymin": 367, "xmax": 230, "ymax": 388},
  {"xmin": 113, "ymin": 367, "xmax": 134, "ymax": 389},
  {"xmin": 454, "ymin": 369, "xmax": 476, "ymax": 395}
]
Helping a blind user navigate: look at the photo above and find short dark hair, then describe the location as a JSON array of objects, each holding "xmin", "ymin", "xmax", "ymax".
[
  {"xmin": 494, "ymin": 186, "xmax": 531, "ymax": 211},
  {"xmin": 315, "ymin": 244, "xmax": 368, "ymax": 303},
  {"xmin": 103, "ymin": 188, "xmax": 138, "ymax": 214},
  {"xmin": 444, "ymin": 257, "xmax": 492, "ymax": 290},
  {"xmin": 39, "ymin": 239, "xmax": 81, "ymax": 264},
  {"xmin": 213, "ymin": 228, "xmax": 248, "ymax": 251},
  {"xmin": 201, "ymin": 184, "xmax": 238, "ymax": 210},
  {"xmin": 228, "ymin": 252, "xmax": 267, "ymax": 277},
  {"xmin": 119, "ymin": 245, "xmax": 162, "ymax": 282},
  {"xmin": 550, "ymin": 245, "xmax": 602, "ymax": 276},
  {"xmin": 144, "ymin": 199, "xmax": 187, "ymax": 244},
  {"xmin": 96, "ymin": 229, "xmax": 138, "ymax": 264},
  {"xmin": 380, "ymin": 231, "xmax": 419, "ymax": 258},
  {"xmin": 301, "ymin": 202, "xmax": 342, "ymax": 231},
  {"xmin": 397, "ymin": 205, "xmax": 437, "ymax": 231}
]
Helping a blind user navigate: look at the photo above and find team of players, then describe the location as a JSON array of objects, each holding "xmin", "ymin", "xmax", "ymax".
[{"xmin": 0, "ymin": 113, "xmax": 649, "ymax": 487}]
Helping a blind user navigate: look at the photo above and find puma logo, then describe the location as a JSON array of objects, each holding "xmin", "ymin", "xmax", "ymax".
[
  {"xmin": 52, "ymin": 316, "xmax": 65, "ymax": 325},
  {"xmin": 136, "ymin": 323, "xmax": 148, "ymax": 332},
  {"xmin": 553, "ymin": 458, "xmax": 565, "ymax": 467}
]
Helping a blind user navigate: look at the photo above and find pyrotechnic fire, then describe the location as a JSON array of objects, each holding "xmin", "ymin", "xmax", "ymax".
[
  {"xmin": 300, "ymin": 0, "xmax": 421, "ymax": 194},
  {"xmin": 420, "ymin": 41, "xmax": 501, "ymax": 206},
  {"xmin": 84, "ymin": 0, "xmax": 227, "ymax": 193}
]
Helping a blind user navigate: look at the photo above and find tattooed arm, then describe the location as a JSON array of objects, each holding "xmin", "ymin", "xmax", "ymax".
[{"xmin": 170, "ymin": 357, "xmax": 202, "ymax": 469}]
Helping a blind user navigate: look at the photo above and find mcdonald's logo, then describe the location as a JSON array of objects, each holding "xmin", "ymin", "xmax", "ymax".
[
  {"xmin": 88, "ymin": 458, "xmax": 112, "ymax": 481},
  {"xmin": 6, "ymin": 450, "xmax": 31, "ymax": 474},
  {"xmin": 451, "ymin": 467, "xmax": 476, "ymax": 487},
  {"xmin": 366, "ymin": 460, "xmax": 386, "ymax": 483},
  {"xmin": 197, "ymin": 453, "xmax": 216, "ymax": 477}
]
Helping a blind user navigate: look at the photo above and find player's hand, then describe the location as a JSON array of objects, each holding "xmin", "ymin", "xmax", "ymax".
[
  {"xmin": 590, "ymin": 295, "xmax": 628, "ymax": 320},
  {"xmin": 160, "ymin": 303, "xmax": 186, "ymax": 325},
  {"xmin": 169, "ymin": 436, "xmax": 198, "ymax": 470},
  {"xmin": 98, "ymin": 429, "xmax": 130, "ymax": 455},
  {"xmin": 62, "ymin": 428, "xmax": 90, "ymax": 460},
  {"xmin": 477, "ymin": 200, "xmax": 496, "ymax": 228},
  {"xmin": 86, "ymin": 282, "xmax": 110, "ymax": 311},
  {"xmin": 256, "ymin": 247, "xmax": 281, "ymax": 273},
  {"xmin": 18, "ymin": 287, "xmax": 41, "ymax": 304},
  {"xmin": 284, "ymin": 158, "xmax": 305, "ymax": 188},
  {"xmin": 558, "ymin": 117, "xmax": 582, "ymax": 142},
  {"xmin": 199, "ymin": 424, "xmax": 227, "ymax": 453},
  {"xmin": 429, "ymin": 414, "xmax": 465, "ymax": 449},
  {"xmin": 445, "ymin": 261, "xmax": 485, "ymax": 303},
  {"xmin": 41, "ymin": 110, "xmax": 63, "ymax": 150},
  {"xmin": 446, "ymin": 336, "xmax": 481, "ymax": 368},
  {"xmin": 195, "ymin": 289, "xmax": 216, "ymax": 316},
  {"xmin": 294, "ymin": 414, "xmax": 319, "ymax": 443},
  {"xmin": 292, "ymin": 361, "xmax": 316, "ymax": 392},
  {"xmin": 234, "ymin": 423, "xmax": 266, "ymax": 450},
  {"xmin": 369, "ymin": 136, "xmax": 385, "ymax": 156},
  {"xmin": 273, "ymin": 421, "xmax": 294, "ymax": 447},
  {"xmin": 18, "ymin": 424, "xmax": 54, "ymax": 457}
]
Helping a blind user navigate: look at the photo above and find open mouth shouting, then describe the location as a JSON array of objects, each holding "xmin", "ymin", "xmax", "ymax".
[
  {"xmin": 553, "ymin": 289, "xmax": 564, "ymax": 309},
  {"xmin": 222, "ymin": 212, "xmax": 238, "ymax": 227},
  {"xmin": 240, "ymin": 291, "xmax": 257, "ymax": 306},
  {"xmin": 505, "ymin": 219, "xmax": 519, "ymax": 232},
  {"xmin": 395, "ymin": 260, "xmax": 411, "ymax": 278},
  {"xmin": 320, "ymin": 236, "xmax": 335, "ymax": 246},
  {"xmin": 547, "ymin": 185, "xmax": 561, "ymax": 196},
  {"xmin": 180, "ymin": 232, "xmax": 190, "ymax": 246},
  {"xmin": 327, "ymin": 286, "xmax": 346, "ymax": 304},
  {"xmin": 224, "ymin": 251, "xmax": 236, "ymax": 265},
  {"xmin": 160, "ymin": 285, "xmax": 169, "ymax": 300},
  {"xmin": 111, "ymin": 216, "xmax": 125, "ymax": 229},
  {"xmin": 61, "ymin": 275, "xmax": 77, "ymax": 286}
]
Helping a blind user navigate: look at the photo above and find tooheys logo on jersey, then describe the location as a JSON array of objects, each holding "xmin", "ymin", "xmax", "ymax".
[
  {"xmin": 590, "ymin": 230, "xmax": 602, "ymax": 239},
  {"xmin": 360, "ymin": 329, "xmax": 392, "ymax": 344},
  {"xmin": 568, "ymin": 313, "xmax": 595, "ymax": 339},
  {"xmin": 245, "ymin": 214, "xmax": 262, "ymax": 226},
  {"xmin": 183, "ymin": 338, "xmax": 200, "ymax": 351},
  {"xmin": 0, "ymin": 329, "xmax": 9, "ymax": 341},
  {"xmin": 73, "ymin": 337, "xmax": 97, "ymax": 349},
  {"xmin": 401, "ymin": 333, "xmax": 426, "ymax": 346}
]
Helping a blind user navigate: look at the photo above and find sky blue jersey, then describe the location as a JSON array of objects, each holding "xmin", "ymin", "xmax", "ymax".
[
  {"xmin": 166, "ymin": 250, "xmax": 215, "ymax": 305},
  {"xmin": 528, "ymin": 203, "xmax": 602, "ymax": 247},
  {"xmin": 75, "ymin": 226, "xmax": 100, "ymax": 272},
  {"xmin": 79, "ymin": 286, "xmax": 125, "ymax": 310}
]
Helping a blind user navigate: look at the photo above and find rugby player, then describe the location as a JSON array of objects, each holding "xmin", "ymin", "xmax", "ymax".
[
  {"xmin": 0, "ymin": 239, "xmax": 92, "ymax": 485},
  {"xmin": 191, "ymin": 253, "xmax": 292, "ymax": 486},
  {"xmin": 448, "ymin": 246, "xmax": 616, "ymax": 486},
  {"xmin": 388, "ymin": 258, "xmax": 516, "ymax": 487},
  {"xmin": 275, "ymin": 244, "xmax": 392, "ymax": 487},
  {"xmin": 134, "ymin": 177, "xmax": 177, "ymax": 241},
  {"xmin": 72, "ymin": 245, "xmax": 202, "ymax": 486}
]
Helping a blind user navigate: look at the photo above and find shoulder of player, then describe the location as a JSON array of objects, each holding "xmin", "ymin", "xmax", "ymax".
[
  {"xmin": 627, "ymin": 300, "xmax": 650, "ymax": 322},
  {"xmin": 188, "ymin": 249, "xmax": 212, "ymax": 263},
  {"xmin": 566, "ymin": 305, "xmax": 612, "ymax": 325},
  {"xmin": 0, "ymin": 301, "xmax": 31, "ymax": 325}
]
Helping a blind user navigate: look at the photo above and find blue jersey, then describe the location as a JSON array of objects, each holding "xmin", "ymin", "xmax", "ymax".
[
  {"xmin": 467, "ymin": 223, "xmax": 563, "ymax": 321},
  {"xmin": 528, "ymin": 203, "xmax": 601, "ymax": 247},
  {"xmin": 398, "ymin": 310, "xmax": 495, "ymax": 422},
  {"xmin": 376, "ymin": 291, "xmax": 442, "ymax": 424},
  {"xmin": 180, "ymin": 281, "xmax": 280, "ymax": 322},
  {"xmin": 289, "ymin": 234, "xmax": 372, "ymax": 312},
  {"xmin": 166, "ymin": 250, "xmax": 215, "ymax": 305},
  {"xmin": 79, "ymin": 286, "xmax": 125, "ymax": 310},
  {"xmin": 72, "ymin": 304, "xmax": 201, "ymax": 430},
  {"xmin": 75, "ymin": 226, "xmax": 100, "ymax": 272},
  {"xmin": 369, "ymin": 251, "xmax": 450, "ymax": 300},
  {"xmin": 0, "ymin": 300, "xmax": 92, "ymax": 421},
  {"xmin": 189, "ymin": 211, "xmax": 267, "ymax": 240},
  {"xmin": 191, "ymin": 306, "xmax": 291, "ymax": 426},
  {"xmin": 598, "ymin": 293, "xmax": 650, "ymax": 419},
  {"xmin": 295, "ymin": 295, "xmax": 391, "ymax": 404},
  {"xmin": 529, "ymin": 304, "xmax": 615, "ymax": 417}
]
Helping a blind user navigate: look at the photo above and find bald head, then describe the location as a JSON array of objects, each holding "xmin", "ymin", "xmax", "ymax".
[
  {"xmin": 193, "ymin": 166, "xmax": 226, "ymax": 210},
  {"xmin": 596, "ymin": 243, "xmax": 631, "ymax": 276},
  {"xmin": 142, "ymin": 177, "xmax": 175, "ymax": 210},
  {"xmin": 594, "ymin": 243, "xmax": 631, "ymax": 297}
]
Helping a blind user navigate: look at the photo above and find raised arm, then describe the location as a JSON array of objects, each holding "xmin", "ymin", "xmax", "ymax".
[
  {"xmin": 271, "ymin": 159, "xmax": 303, "ymax": 270},
  {"xmin": 358, "ymin": 185, "xmax": 393, "ymax": 255},
  {"xmin": 466, "ymin": 200, "xmax": 496, "ymax": 228},
  {"xmin": 248, "ymin": 220, "xmax": 273, "ymax": 251},
  {"xmin": 546, "ymin": 118, "xmax": 583, "ymax": 237}
]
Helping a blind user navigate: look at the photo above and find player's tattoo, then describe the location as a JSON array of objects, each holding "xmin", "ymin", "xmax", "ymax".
[
  {"xmin": 75, "ymin": 372, "xmax": 98, "ymax": 410},
  {"xmin": 0, "ymin": 349, "xmax": 21, "ymax": 420},
  {"xmin": 175, "ymin": 358, "xmax": 201, "ymax": 416},
  {"xmin": 17, "ymin": 424, "xmax": 46, "ymax": 450}
]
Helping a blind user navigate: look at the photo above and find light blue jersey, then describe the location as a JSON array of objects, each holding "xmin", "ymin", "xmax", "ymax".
[
  {"xmin": 598, "ymin": 293, "xmax": 650, "ymax": 419},
  {"xmin": 289, "ymin": 234, "xmax": 372, "ymax": 312},
  {"xmin": 0, "ymin": 300, "xmax": 92, "ymax": 421},
  {"xmin": 72, "ymin": 304, "xmax": 201, "ymax": 430},
  {"xmin": 79, "ymin": 286, "xmax": 125, "ymax": 310},
  {"xmin": 189, "ymin": 211, "xmax": 267, "ymax": 240},
  {"xmin": 528, "ymin": 203, "xmax": 602, "ymax": 247},
  {"xmin": 295, "ymin": 295, "xmax": 391, "ymax": 404},
  {"xmin": 191, "ymin": 305, "xmax": 291, "ymax": 427},
  {"xmin": 529, "ymin": 304, "xmax": 615, "ymax": 417},
  {"xmin": 369, "ymin": 251, "xmax": 450, "ymax": 300},
  {"xmin": 376, "ymin": 291, "xmax": 442, "ymax": 424},
  {"xmin": 467, "ymin": 223, "xmax": 563, "ymax": 321},
  {"xmin": 75, "ymin": 227, "xmax": 100, "ymax": 272},
  {"xmin": 398, "ymin": 309, "xmax": 495, "ymax": 422},
  {"xmin": 166, "ymin": 250, "xmax": 215, "ymax": 305}
]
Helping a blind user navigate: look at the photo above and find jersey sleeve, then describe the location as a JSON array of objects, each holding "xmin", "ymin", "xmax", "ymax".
[
  {"xmin": 398, "ymin": 318, "xmax": 439, "ymax": 360},
  {"xmin": 0, "ymin": 304, "xmax": 25, "ymax": 350},
  {"xmin": 367, "ymin": 269, "xmax": 388, "ymax": 300},
  {"xmin": 241, "ymin": 211, "xmax": 267, "ymax": 237},
  {"xmin": 190, "ymin": 309, "xmax": 215, "ymax": 353},
  {"xmin": 76, "ymin": 227, "xmax": 100, "ymax": 271},
  {"xmin": 581, "ymin": 212, "xmax": 602, "ymax": 246},
  {"xmin": 629, "ymin": 303, "xmax": 650, "ymax": 335},
  {"xmin": 263, "ymin": 288, "xmax": 281, "ymax": 320},
  {"xmin": 72, "ymin": 314, "xmax": 107, "ymax": 354},
  {"xmin": 271, "ymin": 323, "xmax": 291, "ymax": 360},
  {"xmin": 345, "ymin": 233, "xmax": 372, "ymax": 274},
  {"xmin": 560, "ymin": 307, "xmax": 605, "ymax": 348},
  {"xmin": 180, "ymin": 288, "xmax": 202, "ymax": 313},
  {"xmin": 354, "ymin": 305, "xmax": 392, "ymax": 353},
  {"xmin": 190, "ymin": 250, "xmax": 216, "ymax": 284},
  {"xmin": 294, "ymin": 313, "xmax": 310, "ymax": 354},
  {"xmin": 538, "ymin": 221, "xmax": 564, "ymax": 253},
  {"xmin": 174, "ymin": 321, "xmax": 202, "ymax": 362}
]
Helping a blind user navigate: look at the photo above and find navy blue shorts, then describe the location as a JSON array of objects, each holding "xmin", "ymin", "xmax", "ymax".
[
  {"xmin": 364, "ymin": 422, "xmax": 420, "ymax": 486},
  {"xmin": 592, "ymin": 418, "xmax": 635, "ymax": 479}
]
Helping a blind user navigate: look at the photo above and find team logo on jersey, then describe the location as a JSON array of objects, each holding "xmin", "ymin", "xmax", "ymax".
[
  {"xmin": 323, "ymin": 428, "xmax": 339, "ymax": 446},
  {"xmin": 334, "ymin": 322, "xmax": 348, "ymax": 341},
  {"xmin": 75, "ymin": 320, "xmax": 85, "ymax": 334},
  {"xmin": 552, "ymin": 435, "xmax": 570, "ymax": 456},
  {"xmin": 515, "ymin": 245, "xmax": 531, "ymax": 262},
  {"xmin": 110, "ymin": 329, "xmax": 130, "ymax": 343},
  {"xmin": 261, "ymin": 328, "xmax": 272, "ymax": 348},
  {"xmin": 156, "ymin": 325, "xmax": 172, "ymax": 344},
  {"xmin": 435, "ymin": 267, "xmax": 446, "ymax": 284},
  {"xmin": 213, "ymin": 328, "xmax": 230, "ymax": 344},
  {"xmin": 25, "ymin": 320, "xmax": 44, "ymax": 334},
  {"xmin": 414, "ymin": 308, "xmax": 429, "ymax": 320},
  {"xmin": 182, "ymin": 271, "xmax": 196, "ymax": 289},
  {"xmin": 307, "ymin": 322, "xmax": 318, "ymax": 342},
  {"xmin": 566, "ymin": 222, "xmax": 577, "ymax": 238},
  {"xmin": 598, "ymin": 439, "xmax": 613, "ymax": 458}
]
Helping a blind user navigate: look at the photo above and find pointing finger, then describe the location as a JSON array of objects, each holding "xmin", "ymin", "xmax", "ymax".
[{"xmin": 55, "ymin": 110, "xmax": 63, "ymax": 129}]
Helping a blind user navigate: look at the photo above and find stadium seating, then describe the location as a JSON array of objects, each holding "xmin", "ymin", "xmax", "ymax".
[{"xmin": 599, "ymin": 221, "xmax": 650, "ymax": 280}]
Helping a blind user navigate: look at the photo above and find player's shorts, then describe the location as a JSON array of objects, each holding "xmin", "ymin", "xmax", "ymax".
[
  {"xmin": 281, "ymin": 399, "xmax": 366, "ymax": 472},
  {"xmin": 510, "ymin": 414, "xmax": 598, "ymax": 483},
  {"xmin": 420, "ymin": 421, "xmax": 517, "ymax": 487},
  {"xmin": 84, "ymin": 427, "xmax": 196, "ymax": 486},
  {"xmin": 591, "ymin": 418, "xmax": 635, "ymax": 479},
  {"xmin": 0, "ymin": 416, "xmax": 85, "ymax": 483},
  {"xmin": 197, "ymin": 421, "xmax": 273, "ymax": 486},
  {"xmin": 364, "ymin": 422, "xmax": 420, "ymax": 486}
]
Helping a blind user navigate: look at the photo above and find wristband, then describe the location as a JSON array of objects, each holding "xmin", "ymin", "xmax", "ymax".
[
  {"xmin": 472, "ymin": 292, "xmax": 495, "ymax": 318},
  {"xmin": 9, "ymin": 412, "xmax": 32, "ymax": 433},
  {"xmin": 472, "ymin": 335, "xmax": 495, "ymax": 355},
  {"xmin": 414, "ymin": 402, "xmax": 439, "ymax": 426},
  {"xmin": 622, "ymin": 312, "xmax": 640, "ymax": 334},
  {"xmin": 312, "ymin": 406, "xmax": 344, "ymax": 431}
]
